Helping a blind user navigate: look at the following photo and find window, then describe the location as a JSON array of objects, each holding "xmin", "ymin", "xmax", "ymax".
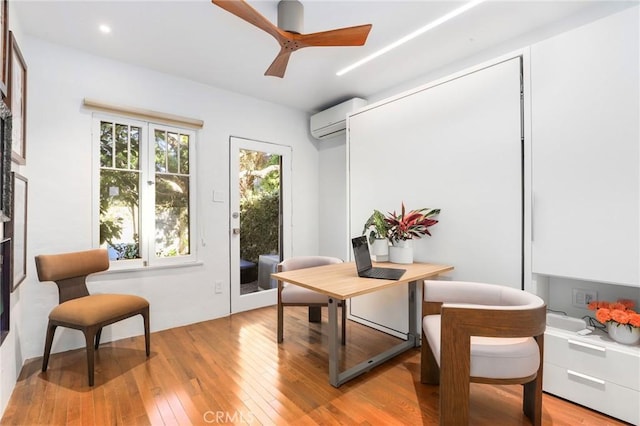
[{"xmin": 94, "ymin": 115, "xmax": 196, "ymax": 267}]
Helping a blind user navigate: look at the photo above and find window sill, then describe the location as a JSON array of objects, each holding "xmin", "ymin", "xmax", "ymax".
[{"xmin": 100, "ymin": 260, "xmax": 204, "ymax": 276}]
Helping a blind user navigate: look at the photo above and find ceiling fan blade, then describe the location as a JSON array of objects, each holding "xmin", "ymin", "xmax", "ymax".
[
  {"xmin": 265, "ymin": 49, "xmax": 293, "ymax": 78},
  {"xmin": 212, "ymin": 1, "xmax": 372, "ymax": 78},
  {"xmin": 298, "ymin": 24, "xmax": 372, "ymax": 47},
  {"xmin": 211, "ymin": 0, "xmax": 283, "ymax": 41}
]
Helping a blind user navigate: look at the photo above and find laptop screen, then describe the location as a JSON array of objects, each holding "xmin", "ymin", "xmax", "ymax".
[{"xmin": 352, "ymin": 236, "xmax": 373, "ymax": 273}]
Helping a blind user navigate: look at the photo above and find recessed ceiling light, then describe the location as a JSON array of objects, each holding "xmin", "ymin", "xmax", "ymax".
[
  {"xmin": 99, "ymin": 24, "xmax": 112, "ymax": 34},
  {"xmin": 336, "ymin": 0, "xmax": 486, "ymax": 76}
]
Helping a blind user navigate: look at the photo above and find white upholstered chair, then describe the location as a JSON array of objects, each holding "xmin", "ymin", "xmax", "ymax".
[
  {"xmin": 276, "ymin": 256, "xmax": 346, "ymax": 344},
  {"xmin": 420, "ymin": 280, "xmax": 546, "ymax": 425}
]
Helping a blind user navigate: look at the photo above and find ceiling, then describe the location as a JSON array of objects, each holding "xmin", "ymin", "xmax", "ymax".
[{"xmin": 13, "ymin": 0, "xmax": 637, "ymax": 113}]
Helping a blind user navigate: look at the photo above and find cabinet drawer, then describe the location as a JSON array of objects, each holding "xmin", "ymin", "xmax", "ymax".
[
  {"xmin": 544, "ymin": 362, "xmax": 639, "ymax": 425},
  {"xmin": 545, "ymin": 332, "xmax": 640, "ymax": 391}
]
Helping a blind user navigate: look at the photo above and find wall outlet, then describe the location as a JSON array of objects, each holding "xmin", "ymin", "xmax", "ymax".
[
  {"xmin": 215, "ymin": 280, "xmax": 223, "ymax": 294},
  {"xmin": 572, "ymin": 288, "xmax": 597, "ymax": 309}
]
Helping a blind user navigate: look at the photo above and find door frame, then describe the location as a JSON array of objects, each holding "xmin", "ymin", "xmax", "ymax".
[{"xmin": 229, "ymin": 136, "xmax": 291, "ymax": 313}]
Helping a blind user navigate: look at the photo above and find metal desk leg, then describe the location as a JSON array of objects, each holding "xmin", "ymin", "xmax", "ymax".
[
  {"xmin": 407, "ymin": 280, "xmax": 418, "ymax": 346},
  {"xmin": 325, "ymin": 281, "xmax": 422, "ymax": 387},
  {"xmin": 328, "ymin": 298, "xmax": 339, "ymax": 386}
]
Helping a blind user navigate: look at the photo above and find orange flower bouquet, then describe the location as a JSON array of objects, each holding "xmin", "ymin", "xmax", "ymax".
[{"xmin": 588, "ymin": 299, "xmax": 640, "ymax": 329}]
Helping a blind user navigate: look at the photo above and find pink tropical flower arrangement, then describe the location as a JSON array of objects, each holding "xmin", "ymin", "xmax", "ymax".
[
  {"xmin": 588, "ymin": 299, "xmax": 640, "ymax": 330},
  {"xmin": 384, "ymin": 202, "xmax": 440, "ymax": 242}
]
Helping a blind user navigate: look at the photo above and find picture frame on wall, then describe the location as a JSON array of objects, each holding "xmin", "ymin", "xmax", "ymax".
[
  {"xmin": 8, "ymin": 31, "xmax": 26, "ymax": 165},
  {"xmin": 0, "ymin": 237, "xmax": 11, "ymax": 346},
  {"xmin": 0, "ymin": 99, "xmax": 10, "ymax": 222},
  {"xmin": 6, "ymin": 172, "xmax": 26, "ymax": 291},
  {"xmin": 0, "ymin": 0, "xmax": 8, "ymax": 97}
]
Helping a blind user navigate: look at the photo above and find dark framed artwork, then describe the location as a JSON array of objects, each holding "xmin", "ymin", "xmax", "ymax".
[
  {"xmin": 0, "ymin": 0, "xmax": 8, "ymax": 97},
  {"xmin": 8, "ymin": 31, "xmax": 25, "ymax": 165},
  {"xmin": 0, "ymin": 238, "xmax": 10, "ymax": 346},
  {"xmin": 0, "ymin": 99, "xmax": 10, "ymax": 222},
  {"xmin": 5, "ymin": 172, "xmax": 26, "ymax": 290}
]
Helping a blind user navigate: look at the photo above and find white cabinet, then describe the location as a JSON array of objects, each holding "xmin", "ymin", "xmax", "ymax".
[
  {"xmin": 530, "ymin": 7, "xmax": 639, "ymax": 286},
  {"xmin": 544, "ymin": 327, "xmax": 640, "ymax": 424},
  {"xmin": 532, "ymin": 9, "xmax": 640, "ymax": 421}
]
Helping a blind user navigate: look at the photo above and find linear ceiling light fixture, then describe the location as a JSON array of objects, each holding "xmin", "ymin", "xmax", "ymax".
[{"xmin": 336, "ymin": 0, "xmax": 486, "ymax": 76}]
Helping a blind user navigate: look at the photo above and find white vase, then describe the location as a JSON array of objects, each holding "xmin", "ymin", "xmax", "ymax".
[
  {"xmin": 607, "ymin": 322, "xmax": 640, "ymax": 345},
  {"xmin": 370, "ymin": 238, "xmax": 389, "ymax": 262},
  {"xmin": 389, "ymin": 239, "xmax": 413, "ymax": 264}
]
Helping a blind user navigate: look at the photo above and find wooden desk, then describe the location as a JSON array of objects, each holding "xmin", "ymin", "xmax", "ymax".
[{"xmin": 272, "ymin": 261, "xmax": 453, "ymax": 387}]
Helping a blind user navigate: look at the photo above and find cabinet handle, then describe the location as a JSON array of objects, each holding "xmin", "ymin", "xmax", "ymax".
[
  {"xmin": 568, "ymin": 339, "xmax": 606, "ymax": 352},
  {"xmin": 567, "ymin": 369, "xmax": 605, "ymax": 385},
  {"xmin": 531, "ymin": 193, "xmax": 534, "ymax": 242}
]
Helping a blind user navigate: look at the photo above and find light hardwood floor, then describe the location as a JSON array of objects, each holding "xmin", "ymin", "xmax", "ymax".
[{"xmin": 0, "ymin": 306, "xmax": 627, "ymax": 425}]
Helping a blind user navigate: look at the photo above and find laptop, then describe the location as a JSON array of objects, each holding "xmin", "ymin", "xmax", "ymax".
[{"xmin": 351, "ymin": 236, "xmax": 406, "ymax": 280}]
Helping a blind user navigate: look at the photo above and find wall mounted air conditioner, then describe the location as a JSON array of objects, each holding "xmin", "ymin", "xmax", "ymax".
[{"xmin": 310, "ymin": 97, "xmax": 367, "ymax": 140}]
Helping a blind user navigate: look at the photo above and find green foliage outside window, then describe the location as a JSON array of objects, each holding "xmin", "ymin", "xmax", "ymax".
[
  {"xmin": 155, "ymin": 175, "xmax": 190, "ymax": 257},
  {"xmin": 154, "ymin": 130, "xmax": 190, "ymax": 257},
  {"xmin": 99, "ymin": 121, "xmax": 192, "ymax": 261},
  {"xmin": 99, "ymin": 121, "xmax": 141, "ymax": 259},
  {"xmin": 238, "ymin": 149, "xmax": 281, "ymax": 264},
  {"xmin": 240, "ymin": 191, "xmax": 279, "ymax": 264}
]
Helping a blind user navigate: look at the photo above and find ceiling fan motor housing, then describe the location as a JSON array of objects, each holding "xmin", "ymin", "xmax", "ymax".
[{"xmin": 278, "ymin": 0, "xmax": 304, "ymax": 34}]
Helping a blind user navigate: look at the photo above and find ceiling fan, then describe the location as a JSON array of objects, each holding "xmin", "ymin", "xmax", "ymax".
[{"xmin": 211, "ymin": 0, "xmax": 372, "ymax": 78}]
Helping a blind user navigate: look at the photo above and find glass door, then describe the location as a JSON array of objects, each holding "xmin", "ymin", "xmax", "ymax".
[{"xmin": 230, "ymin": 137, "xmax": 291, "ymax": 313}]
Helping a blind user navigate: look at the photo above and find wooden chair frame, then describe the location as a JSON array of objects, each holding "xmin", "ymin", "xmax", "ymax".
[
  {"xmin": 421, "ymin": 297, "xmax": 546, "ymax": 425},
  {"xmin": 42, "ymin": 304, "xmax": 150, "ymax": 387}
]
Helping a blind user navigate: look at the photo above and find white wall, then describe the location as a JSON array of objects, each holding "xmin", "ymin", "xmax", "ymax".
[
  {"xmin": 317, "ymin": 136, "xmax": 349, "ymax": 260},
  {"xmin": 0, "ymin": 35, "xmax": 319, "ymax": 414}
]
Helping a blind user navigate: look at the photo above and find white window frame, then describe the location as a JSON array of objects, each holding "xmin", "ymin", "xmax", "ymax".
[{"xmin": 92, "ymin": 113, "xmax": 197, "ymax": 269}]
